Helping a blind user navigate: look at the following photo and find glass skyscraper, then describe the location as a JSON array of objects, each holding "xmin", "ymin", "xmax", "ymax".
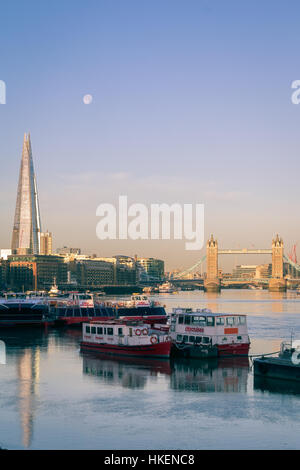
[{"xmin": 11, "ymin": 133, "xmax": 41, "ymax": 255}]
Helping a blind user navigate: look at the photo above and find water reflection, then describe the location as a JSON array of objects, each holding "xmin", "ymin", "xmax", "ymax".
[
  {"xmin": 205, "ymin": 292, "xmax": 219, "ymax": 313},
  {"xmin": 170, "ymin": 357, "xmax": 249, "ymax": 393},
  {"xmin": 270, "ymin": 292, "xmax": 284, "ymax": 313},
  {"xmin": 82, "ymin": 352, "xmax": 250, "ymax": 394},
  {"xmin": 17, "ymin": 348, "xmax": 39, "ymax": 448},
  {"xmin": 82, "ymin": 353, "xmax": 172, "ymax": 389},
  {"xmin": 254, "ymin": 375, "xmax": 300, "ymax": 396},
  {"xmin": 0, "ymin": 329, "xmax": 49, "ymax": 448}
]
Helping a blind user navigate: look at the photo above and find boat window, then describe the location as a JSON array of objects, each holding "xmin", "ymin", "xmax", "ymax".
[
  {"xmin": 226, "ymin": 317, "xmax": 234, "ymax": 325},
  {"xmin": 202, "ymin": 337, "xmax": 211, "ymax": 344},
  {"xmin": 238, "ymin": 316, "xmax": 246, "ymax": 325},
  {"xmin": 206, "ymin": 317, "xmax": 215, "ymax": 327},
  {"xmin": 189, "ymin": 336, "xmax": 195, "ymax": 343},
  {"xmin": 183, "ymin": 335, "xmax": 188, "ymax": 343},
  {"xmin": 184, "ymin": 316, "xmax": 191, "ymax": 325},
  {"xmin": 192, "ymin": 316, "xmax": 206, "ymax": 325},
  {"xmin": 104, "ymin": 328, "xmax": 107, "ymax": 334},
  {"xmin": 216, "ymin": 317, "xmax": 224, "ymax": 325},
  {"xmin": 91, "ymin": 327, "xmax": 96, "ymax": 334},
  {"xmin": 195, "ymin": 337, "xmax": 202, "ymax": 344},
  {"xmin": 97, "ymin": 327, "xmax": 103, "ymax": 335},
  {"xmin": 107, "ymin": 328, "xmax": 114, "ymax": 335},
  {"xmin": 177, "ymin": 334, "xmax": 183, "ymax": 342},
  {"xmin": 118, "ymin": 328, "xmax": 123, "ymax": 336},
  {"xmin": 86, "ymin": 326, "xmax": 90, "ymax": 333},
  {"xmin": 237, "ymin": 336, "xmax": 242, "ymax": 340},
  {"xmin": 178, "ymin": 316, "xmax": 184, "ymax": 324}
]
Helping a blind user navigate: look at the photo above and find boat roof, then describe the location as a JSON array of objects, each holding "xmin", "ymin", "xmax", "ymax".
[
  {"xmin": 172, "ymin": 308, "xmax": 246, "ymax": 317},
  {"xmin": 84, "ymin": 319, "xmax": 147, "ymax": 326}
]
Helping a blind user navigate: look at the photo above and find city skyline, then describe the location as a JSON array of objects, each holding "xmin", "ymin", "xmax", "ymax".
[
  {"xmin": 1, "ymin": 1, "xmax": 300, "ymax": 271},
  {"xmin": 0, "ymin": 130, "xmax": 296, "ymax": 273}
]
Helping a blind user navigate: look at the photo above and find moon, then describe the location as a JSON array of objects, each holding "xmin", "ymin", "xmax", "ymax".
[{"xmin": 83, "ymin": 94, "xmax": 93, "ymax": 104}]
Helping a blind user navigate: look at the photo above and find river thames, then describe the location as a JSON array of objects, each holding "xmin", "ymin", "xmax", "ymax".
[{"xmin": 1, "ymin": 289, "xmax": 300, "ymax": 450}]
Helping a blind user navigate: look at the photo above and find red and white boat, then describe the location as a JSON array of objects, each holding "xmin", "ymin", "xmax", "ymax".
[
  {"xmin": 52, "ymin": 293, "xmax": 167, "ymax": 327},
  {"xmin": 80, "ymin": 318, "xmax": 172, "ymax": 358},
  {"xmin": 169, "ymin": 308, "xmax": 250, "ymax": 357}
]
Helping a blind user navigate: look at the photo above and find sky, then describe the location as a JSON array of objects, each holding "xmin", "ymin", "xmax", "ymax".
[{"xmin": 1, "ymin": 0, "xmax": 300, "ymax": 271}]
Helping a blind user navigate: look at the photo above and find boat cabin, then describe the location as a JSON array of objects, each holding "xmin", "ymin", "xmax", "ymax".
[
  {"xmin": 82, "ymin": 318, "xmax": 170, "ymax": 348},
  {"xmin": 66, "ymin": 292, "xmax": 94, "ymax": 308},
  {"xmin": 127, "ymin": 294, "xmax": 151, "ymax": 307},
  {"xmin": 169, "ymin": 308, "xmax": 250, "ymax": 356}
]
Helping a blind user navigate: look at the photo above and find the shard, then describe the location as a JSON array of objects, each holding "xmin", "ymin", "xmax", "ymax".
[{"xmin": 11, "ymin": 133, "xmax": 41, "ymax": 255}]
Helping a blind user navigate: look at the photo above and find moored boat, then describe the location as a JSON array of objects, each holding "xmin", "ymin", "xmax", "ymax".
[
  {"xmin": 80, "ymin": 318, "xmax": 172, "ymax": 358},
  {"xmin": 0, "ymin": 292, "xmax": 52, "ymax": 327},
  {"xmin": 253, "ymin": 340, "xmax": 300, "ymax": 382},
  {"xmin": 51, "ymin": 293, "xmax": 167, "ymax": 326},
  {"xmin": 158, "ymin": 281, "xmax": 176, "ymax": 293},
  {"xmin": 169, "ymin": 308, "xmax": 250, "ymax": 357}
]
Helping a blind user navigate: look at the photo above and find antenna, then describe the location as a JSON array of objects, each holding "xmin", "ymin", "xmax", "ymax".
[{"xmin": 291, "ymin": 329, "xmax": 294, "ymax": 348}]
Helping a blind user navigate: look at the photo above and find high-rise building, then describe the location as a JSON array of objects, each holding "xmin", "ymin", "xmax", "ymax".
[
  {"xmin": 40, "ymin": 231, "xmax": 53, "ymax": 255},
  {"xmin": 136, "ymin": 258, "xmax": 165, "ymax": 281},
  {"xmin": 11, "ymin": 133, "xmax": 42, "ymax": 255}
]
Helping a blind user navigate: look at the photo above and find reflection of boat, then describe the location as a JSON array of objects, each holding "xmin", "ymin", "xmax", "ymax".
[
  {"xmin": 82, "ymin": 353, "xmax": 172, "ymax": 389},
  {"xmin": 253, "ymin": 340, "xmax": 300, "ymax": 382},
  {"xmin": 254, "ymin": 375, "xmax": 300, "ymax": 395},
  {"xmin": 169, "ymin": 308, "xmax": 250, "ymax": 357},
  {"xmin": 170, "ymin": 356, "xmax": 249, "ymax": 393},
  {"xmin": 80, "ymin": 318, "xmax": 172, "ymax": 358},
  {"xmin": 0, "ymin": 293, "xmax": 52, "ymax": 328}
]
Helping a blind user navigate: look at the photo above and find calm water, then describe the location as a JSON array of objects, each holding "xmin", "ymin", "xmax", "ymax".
[{"xmin": 1, "ymin": 289, "xmax": 300, "ymax": 450}]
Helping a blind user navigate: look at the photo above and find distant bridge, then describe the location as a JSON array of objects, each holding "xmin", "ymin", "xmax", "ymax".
[{"xmin": 172, "ymin": 236, "xmax": 300, "ymax": 291}]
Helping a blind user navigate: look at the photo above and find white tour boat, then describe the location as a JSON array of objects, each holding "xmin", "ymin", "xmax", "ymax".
[
  {"xmin": 80, "ymin": 318, "xmax": 172, "ymax": 358},
  {"xmin": 169, "ymin": 308, "xmax": 250, "ymax": 357}
]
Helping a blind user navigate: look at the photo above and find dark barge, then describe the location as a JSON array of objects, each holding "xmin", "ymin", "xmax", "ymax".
[{"xmin": 253, "ymin": 340, "xmax": 300, "ymax": 382}]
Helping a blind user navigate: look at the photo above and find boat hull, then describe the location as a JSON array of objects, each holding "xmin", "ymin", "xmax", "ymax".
[
  {"xmin": 0, "ymin": 304, "xmax": 51, "ymax": 327},
  {"xmin": 55, "ymin": 316, "xmax": 112, "ymax": 326},
  {"xmin": 171, "ymin": 343, "xmax": 218, "ymax": 359},
  {"xmin": 217, "ymin": 343, "xmax": 250, "ymax": 356},
  {"xmin": 53, "ymin": 305, "xmax": 167, "ymax": 327},
  {"xmin": 80, "ymin": 340, "xmax": 172, "ymax": 358},
  {"xmin": 254, "ymin": 357, "xmax": 300, "ymax": 382}
]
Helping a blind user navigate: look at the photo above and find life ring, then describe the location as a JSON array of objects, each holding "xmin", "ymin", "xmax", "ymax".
[
  {"xmin": 142, "ymin": 328, "xmax": 148, "ymax": 335},
  {"xmin": 150, "ymin": 335, "xmax": 158, "ymax": 344},
  {"xmin": 135, "ymin": 329, "xmax": 142, "ymax": 336}
]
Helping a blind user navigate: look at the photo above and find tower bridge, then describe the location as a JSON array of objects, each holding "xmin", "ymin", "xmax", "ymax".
[{"xmin": 174, "ymin": 234, "xmax": 300, "ymax": 292}]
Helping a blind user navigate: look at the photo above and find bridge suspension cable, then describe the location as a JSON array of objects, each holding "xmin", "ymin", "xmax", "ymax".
[
  {"xmin": 283, "ymin": 255, "xmax": 300, "ymax": 273},
  {"xmin": 173, "ymin": 255, "xmax": 207, "ymax": 279}
]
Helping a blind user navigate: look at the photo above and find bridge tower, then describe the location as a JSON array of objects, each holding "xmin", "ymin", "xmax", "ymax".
[
  {"xmin": 269, "ymin": 234, "xmax": 286, "ymax": 292},
  {"xmin": 204, "ymin": 234, "xmax": 220, "ymax": 292}
]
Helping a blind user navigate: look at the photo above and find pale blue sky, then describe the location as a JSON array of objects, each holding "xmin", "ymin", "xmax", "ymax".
[{"xmin": 1, "ymin": 0, "xmax": 300, "ymax": 270}]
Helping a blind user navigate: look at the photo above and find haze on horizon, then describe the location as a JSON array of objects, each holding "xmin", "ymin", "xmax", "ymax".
[{"xmin": 1, "ymin": 0, "xmax": 300, "ymax": 272}]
